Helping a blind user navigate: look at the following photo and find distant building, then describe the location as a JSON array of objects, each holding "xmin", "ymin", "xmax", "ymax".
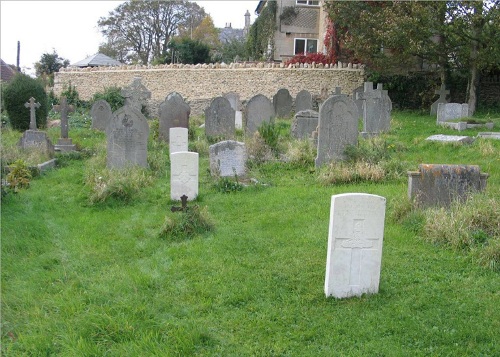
[
  {"xmin": 1, "ymin": 58, "xmax": 17, "ymax": 82},
  {"xmin": 71, "ymin": 53, "xmax": 122, "ymax": 68},
  {"xmin": 218, "ymin": 10, "xmax": 252, "ymax": 43}
]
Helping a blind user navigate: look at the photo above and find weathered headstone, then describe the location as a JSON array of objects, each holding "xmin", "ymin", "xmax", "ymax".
[
  {"xmin": 24, "ymin": 97, "xmax": 40, "ymax": 130},
  {"xmin": 325, "ymin": 193, "xmax": 386, "ymax": 299},
  {"xmin": 357, "ymin": 82, "xmax": 382, "ymax": 135},
  {"xmin": 245, "ymin": 94, "xmax": 275, "ymax": 134},
  {"xmin": 437, "ymin": 103, "xmax": 469, "ymax": 123},
  {"xmin": 291, "ymin": 109, "xmax": 319, "ymax": 140},
  {"xmin": 331, "ymin": 87, "xmax": 346, "ymax": 97},
  {"xmin": 273, "ymin": 88, "xmax": 293, "ymax": 118},
  {"xmin": 407, "ymin": 164, "xmax": 488, "ymax": 208},
  {"xmin": 477, "ymin": 132, "xmax": 500, "ymax": 140},
  {"xmin": 315, "ymin": 95, "xmax": 359, "ymax": 166},
  {"xmin": 169, "ymin": 127, "xmax": 188, "ymax": 154},
  {"xmin": 223, "ymin": 91, "xmax": 240, "ymax": 111},
  {"xmin": 205, "ymin": 96, "xmax": 235, "ymax": 139},
  {"xmin": 377, "ymin": 83, "xmax": 392, "ymax": 133},
  {"xmin": 295, "ymin": 90, "xmax": 313, "ymax": 112},
  {"xmin": 209, "ymin": 140, "xmax": 247, "ymax": 177},
  {"xmin": 105, "ymin": 105, "xmax": 149, "ymax": 168},
  {"xmin": 352, "ymin": 86, "xmax": 364, "ymax": 119},
  {"xmin": 54, "ymin": 96, "xmax": 76, "ymax": 152},
  {"xmin": 171, "ymin": 151, "xmax": 199, "ymax": 201},
  {"xmin": 430, "ymin": 85, "xmax": 450, "ymax": 116},
  {"xmin": 159, "ymin": 92, "xmax": 191, "ymax": 142},
  {"xmin": 426, "ymin": 134, "xmax": 474, "ymax": 144},
  {"xmin": 18, "ymin": 97, "xmax": 54, "ymax": 157},
  {"xmin": 120, "ymin": 77, "xmax": 151, "ymax": 112},
  {"xmin": 91, "ymin": 99, "xmax": 112, "ymax": 131}
]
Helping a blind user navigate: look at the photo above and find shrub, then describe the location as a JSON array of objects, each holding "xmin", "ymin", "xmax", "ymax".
[
  {"xmin": 286, "ymin": 139, "xmax": 316, "ymax": 167},
  {"xmin": 60, "ymin": 81, "xmax": 80, "ymax": 107},
  {"xmin": 258, "ymin": 121, "xmax": 280, "ymax": 153},
  {"xmin": 3, "ymin": 73, "xmax": 48, "ymax": 130},
  {"xmin": 6, "ymin": 159, "xmax": 32, "ymax": 192},
  {"xmin": 284, "ymin": 52, "xmax": 332, "ymax": 66},
  {"xmin": 246, "ymin": 132, "xmax": 275, "ymax": 166},
  {"xmin": 91, "ymin": 86, "xmax": 124, "ymax": 112},
  {"xmin": 159, "ymin": 206, "xmax": 214, "ymax": 242}
]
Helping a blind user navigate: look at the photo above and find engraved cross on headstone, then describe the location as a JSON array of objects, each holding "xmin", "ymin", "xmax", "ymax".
[
  {"xmin": 172, "ymin": 134, "xmax": 187, "ymax": 151},
  {"xmin": 337, "ymin": 219, "xmax": 379, "ymax": 286},
  {"xmin": 121, "ymin": 77, "xmax": 151, "ymax": 111},
  {"xmin": 53, "ymin": 96, "xmax": 75, "ymax": 139},
  {"xmin": 24, "ymin": 97, "xmax": 40, "ymax": 130}
]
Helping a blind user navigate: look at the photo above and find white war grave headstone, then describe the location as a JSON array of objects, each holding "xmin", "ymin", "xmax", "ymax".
[
  {"xmin": 325, "ymin": 193, "xmax": 386, "ymax": 299},
  {"xmin": 170, "ymin": 152, "xmax": 199, "ymax": 201},
  {"xmin": 106, "ymin": 105, "xmax": 149, "ymax": 169},
  {"xmin": 169, "ymin": 127, "xmax": 188, "ymax": 154}
]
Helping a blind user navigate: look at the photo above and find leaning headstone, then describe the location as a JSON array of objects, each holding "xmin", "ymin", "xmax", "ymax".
[
  {"xmin": 169, "ymin": 127, "xmax": 188, "ymax": 154},
  {"xmin": 315, "ymin": 95, "xmax": 359, "ymax": 166},
  {"xmin": 209, "ymin": 140, "xmax": 247, "ymax": 177},
  {"xmin": 437, "ymin": 103, "xmax": 469, "ymax": 123},
  {"xmin": 18, "ymin": 97, "xmax": 54, "ymax": 157},
  {"xmin": 205, "ymin": 96, "xmax": 235, "ymax": 139},
  {"xmin": 159, "ymin": 92, "xmax": 191, "ymax": 142},
  {"xmin": 273, "ymin": 88, "xmax": 293, "ymax": 118},
  {"xmin": 245, "ymin": 94, "xmax": 275, "ymax": 134},
  {"xmin": 430, "ymin": 85, "xmax": 450, "ymax": 116},
  {"xmin": 106, "ymin": 105, "xmax": 149, "ymax": 168},
  {"xmin": 120, "ymin": 77, "xmax": 151, "ymax": 112},
  {"xmin": 170, "ymin": 152, "xmax": 199, "ymax": 201},
  {"xmin": 377, "ymin": 83, "xmax": 392, "ymax": 133},
  {"xmin": 291, "ymin": 110, "xmax": 319, "ymax": 140},
  {"xmin": 325, "ymin": 193, "xmax": 386, "ymax": 299},
  {"xmin": 54, "ymin": 96, "xmax": 76, "ymax": 152},
  {"xmin": 91, "ymin": 99, "xmax": 112, "ymax": 131},
  {"xmin": 426, "ymin": 134, "xmax": 474, "ymax": 144},
  {"xmin": 407, "ymin": 164, "xmax": 488, "ymax": 208},
  {"xmin": 352, "ymin": 86, "xmax": 364, "ymax": 119},
  {"xmin": 295, "ymin": 90, "xmax": 313, "ymax": 112}
]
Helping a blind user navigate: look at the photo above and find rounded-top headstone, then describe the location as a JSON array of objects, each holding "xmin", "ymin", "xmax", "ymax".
[
  {"xmin": 245, "ymin": 94, "xmax": 275, "ymax": 135},
  {"xmin": 91, "ymin": 99, "xmax": 112, "ymax": 131}
]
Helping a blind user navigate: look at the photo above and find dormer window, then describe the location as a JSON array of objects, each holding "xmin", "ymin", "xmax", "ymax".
[{"xmin": 296, "ymin": 0, "xmax": 319, "ymax": 6}]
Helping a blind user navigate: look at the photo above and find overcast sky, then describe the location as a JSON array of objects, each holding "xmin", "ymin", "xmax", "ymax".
[{"xmin": 0, "ymin": 1, "xmax": 259, "ymax": 75}]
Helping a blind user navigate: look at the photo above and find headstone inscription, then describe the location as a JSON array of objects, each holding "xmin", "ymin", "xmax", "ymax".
[
  {"xmin": 315, "ymin": 95, "xmax": 359, "ymax": 167},
  {"xmin": 295, "ymin": 90, "xmax": 313, "ymax": 112},
  {"xmin": 430, "ymin": 85, "xmax": 450, "ymax": 116},
  {"xmin": 18, "ymin": 97, "xmax": 54, "ymax": 157},
  {"xmin": 159, "ymin": 92, "xmax": 191, "ymax": 142},
  {"xmin": 209, "ymin": 140, "xmax": 247, "ymax": 177},
  {"xmin": 91, "ymin": 99, "xmax": 112, "ymax": 131},
  {"xmin": 170, "ymin": 152, "xmax": 199, "ymax": 201},
  {"xmin": 291, "ymin": 110, "xmax": 319, "ymax": 140},
  {"xmin": 437, "ymin": 103, "xmax": 469, "ymax": 123},
  {"xmin": 407, "ymin": 164, "xmax": 488, "ymax": 208},
  {"xmin": 204, "ymin": 96, "xmax": 235, "ymax": 139},
  {"xmin": 245, "ymin": 94, "xmax": 275, "ymax": 135},
  {"xmin": 325, "ymin": 193, "xmax": 386, "ymax": 299},
  {"xmin": 169, "ymin": 127, "xmax": 189, "ymax": 154},
  {"xmin": 105, "ymin": 105, "xmax": 149, "ymax": 169},
  {"xmin": 273, "ymin": 88, "xmax": 293, "ymax": 118},
  {"xmin": 357, "ymin": 82, "xmax": 382, "ymax": 135},
  {"xmin": 53, "ymin": 97, "xmax": 77, "ymax": 152},
  {"xmin": 120, "ymin": 77, "xmax": 151, "ymax": 112}
]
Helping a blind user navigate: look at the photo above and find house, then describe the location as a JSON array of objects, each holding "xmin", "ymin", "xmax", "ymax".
[
  {"xmin": 70, "ymin": 53, "xmax": 122, "ymax": 68},
  {"xmin": 255, "ymin": 0, "xmax": 328, "ymax": 62},
  {"xmin": 218, "ymin": 10, "xmax": 252, "ymax": 43},
  {"xmin": 0, "ymin": 58, "xmax": 17, "ymax": 82}
]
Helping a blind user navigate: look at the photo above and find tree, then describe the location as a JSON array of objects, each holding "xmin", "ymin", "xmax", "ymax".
[
  {"xmin": 98, "ymin": 0, "xmax": 206, "ymax": 65},
  {"xmin": 192, "ymin": 16, "xmax": 220, "ymax": 49},
  {"xmin": 34, "ymin": 50, "xmax": 70, "ymax": 86},
  {"xmin": 168, "ymin": 38, "xmax": 210, "ymax": 64},
  {"xmin": 246, "ymin": 1, "xmax": 277, "ymax": 60}
]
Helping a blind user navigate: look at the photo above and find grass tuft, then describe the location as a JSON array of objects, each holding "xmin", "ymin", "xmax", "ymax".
[{"xmin": 159, "ymin": 205, "xmax": 214, "ymax": 241}]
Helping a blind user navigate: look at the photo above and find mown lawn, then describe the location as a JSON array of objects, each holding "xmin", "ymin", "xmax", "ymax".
[{"xmin": 2, "ymin": 110, "xmax": 499, "ymax": 356}]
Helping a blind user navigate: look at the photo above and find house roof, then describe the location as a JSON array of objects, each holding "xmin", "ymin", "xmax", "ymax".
[
  {"xmin": 71, "ymin": 53, "xmax": 122, "ymax": 67},
  {"xmin": 1, "ymin": 58, "xmax": 17, "ymax": 82},
  {"xmin": 219, "ymin": 26, "xmax": 245, "ymax": 43}
]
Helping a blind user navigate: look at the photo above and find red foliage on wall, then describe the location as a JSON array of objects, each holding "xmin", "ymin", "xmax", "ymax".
[{"xmin": 284, "ymin": 52, "xmax": 333, "ymax": 66}]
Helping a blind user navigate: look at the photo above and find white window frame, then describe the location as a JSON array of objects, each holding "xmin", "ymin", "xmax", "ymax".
[
  {"xmin": 294, "ymin": 38, "xmax": 319, "ymax": 55},
  {"xmin": 296, "ymin": 0, "xmax": 320, "ymax": 6}
]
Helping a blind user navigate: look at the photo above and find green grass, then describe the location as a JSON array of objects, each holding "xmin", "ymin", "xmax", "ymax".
[{"xmin": 1, "ymin": 110, "xmax": 500, "ymax": 355}]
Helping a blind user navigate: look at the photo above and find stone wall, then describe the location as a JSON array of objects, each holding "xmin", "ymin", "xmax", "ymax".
[{"xmin": 54, "ymin": 62, "xmax": 365, "ymax": 116}]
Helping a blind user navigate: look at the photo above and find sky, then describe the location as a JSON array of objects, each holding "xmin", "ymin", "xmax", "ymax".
[{"xmin": 0, "ymin": 0, "xmax": 259, "ymax": 75}]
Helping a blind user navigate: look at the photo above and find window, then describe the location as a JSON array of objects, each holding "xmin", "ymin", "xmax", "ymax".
[
  {"xmin": 294, "ymin": 38, "xmax": 318, "ymax": 55},
  {"xmin": 296, "ymin": 0, "xmax": 319, "ymax": 6}
]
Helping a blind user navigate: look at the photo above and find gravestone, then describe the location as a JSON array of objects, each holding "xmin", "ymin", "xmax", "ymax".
[
  {"xmin": 357, "ymin": 82, "xmax": 382, "ymax": 135},
  {"xmin": 91, "ymin": 99, "xmax": 112, "ymax": 131},
  {"xmin": 273, "ymin": 88, "xmax": 293, "ymax": 118},
  {"xmin": 437, "ymin": 103, "xmax": 469, "ymax": 123},
  {"xmin": 159, "ymin": 92, "xmax": 191, "ymax": 142},
  {"xmin": 352, "ymin": 86, "xmax": 364, "ymax": 119},
  {"xmin": 235, "ymin": 111, "xmax": 243, "ymax": 130},
  {"xmin": 169, "ymin": 127, "xmax": 188, "ymax": 154},
  {"xmin": 331, "ymin": 87, "xmax": 346, "ymax": 97},
  {"xmin": 315, "ymin": 95, "xmax": 359, "ymax": 166},
  {"xmin": 121, "ymin": 77, "xmax": 151, "ymax": 112},
  {"xmin": 426, "ymin": 134, "xmax": 474, "ymax": 144},
  {"xmin": 54, "ymin": 96, "xmax": 76, "ymax": 152},
  {"xmin": 209, "ymin": 140, "xmax": 247, "ymax": 177},
  {"xmin": 295, "ymin": 90, "xmax": 313, "ymax": 112},
  {"xmin": 477, "ymin": 132, "xmax": 500, "ymax": 140},
  {"xmin": 291, "ymin": 110, "xmax": 319, "ymax": 140},
  {"xmin": 106, "ymin": 105, "xmax": 149, "ymax": 168},
  {"xmin": 171, "ymin": 152, "xmax": 199, "ymax": 201},
  {"xmin": 325, "ymin": 193, "xmax": 386, "ymax": 299},
  {"xmin": 205, "ymin": 96, "xmax": 235, "ymax": 139},
  {"xmin": 430, "ymin": 85, "xmax": 450, "ymax": 116},
  {"xmin": 18, "ymin": 97, "xmax": 54, "ymax": 157},
  {"xmin": 245, "ymin": 94, "xmax": 275, "ymax": 134},
  {"xmin": 377, "ymin": 83, "xmax": 392, "ymax": 133},
  {"xmin": 407, "ymin": 164, "xmax": 488, "ymax": 208},
  {"xmin": 223, "ymin": 92, "xmax": 240, "ymax": 111}
]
